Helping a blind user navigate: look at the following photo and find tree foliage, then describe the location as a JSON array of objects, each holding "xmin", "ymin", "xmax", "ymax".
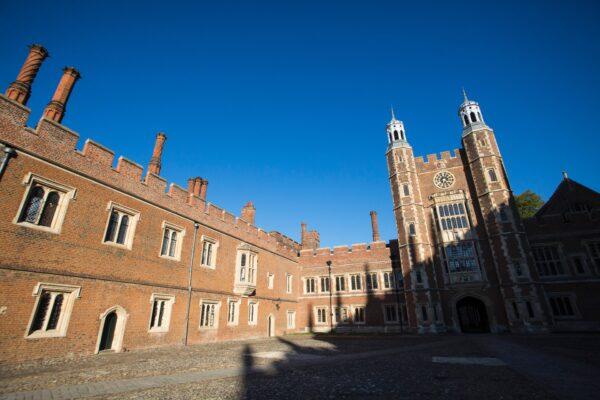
[{"xmin": 515, "ymin": 190, "xmax": 545, "ymax": 219}]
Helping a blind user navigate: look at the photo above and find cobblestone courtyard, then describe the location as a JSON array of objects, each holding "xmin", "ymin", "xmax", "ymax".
[{"xmin": 1, "ymin": 333, "xmax": 599, "ymax": 399}]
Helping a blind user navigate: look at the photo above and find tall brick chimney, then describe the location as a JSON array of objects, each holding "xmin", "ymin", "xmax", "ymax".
[
  {"xmin": 301, "ymin": 222, "xmax": 320, "ymax": 250},
  {"xmin": 148, "ymin": 132, "xmax": 167, "ymax": 175},
  {"xmin": 5, "ymin": 44, "xmax": 49, "ymax": 105},
  {"xmin": 199, "ymin": 179, "xmax": 208, "ymax": 201},
  {"xmin": 43, "ymin": 66, "xmax": 81, "ymax": 123},
  {"xmin": 241, "ymin": 202, "xmax": 256, "ymax": 225},
  {"xmin": 370, "ymin": 210, "xmax": 381, "ymax": 242}
]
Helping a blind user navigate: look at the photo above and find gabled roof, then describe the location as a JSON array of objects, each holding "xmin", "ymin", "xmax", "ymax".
[{"xmin": 535, "ymin": 176, "xmax": 600, "ymax": 217}]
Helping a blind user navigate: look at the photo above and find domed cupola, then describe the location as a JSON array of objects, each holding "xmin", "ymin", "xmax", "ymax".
[
  {"xmin": 458, "ymin": 89, "xmax": 488, "ymax": 133},
  {"xmin": 387, "ymin": 107, "xmax": 410, "ymax": 148}
]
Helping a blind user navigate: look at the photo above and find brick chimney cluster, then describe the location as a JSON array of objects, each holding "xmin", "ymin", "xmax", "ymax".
[
  {"xmin": 301, "ymin": 222, "xmax": 320, "ymax": 250},
  {"xmin": 241, "ymin": 202, "xmax": 256, "ymax": 225},
  {"xmin": 186, "ymin": 177, "xmax": 209, "ymax": 202}
]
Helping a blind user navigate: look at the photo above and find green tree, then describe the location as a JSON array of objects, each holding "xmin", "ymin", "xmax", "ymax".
[{"xmin": 515, "ymin": 190, "xmax": 545, "ymax": 219}]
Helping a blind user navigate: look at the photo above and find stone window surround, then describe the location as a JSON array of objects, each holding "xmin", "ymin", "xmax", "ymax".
[
  {"xmin": 159, "ymin": 221, "xmax": 186, "ymax": 262},
  {"xmin": 285, "ymin": 273, "xmax": 293, "ymax": 294},
  {"xmin": 532, "ymin": 242, "xmax": 568, "ymax": 278},
  {"xmin": 303, "ymin": 277, "xmax": 317, "ymax": 294},
  {"xmin": 546, "ymin": 292, "xmax": 580, "ymax": 320},
  {"xmin": 199, "ymin": 299, "xmax": 220, "ymax": 329},
  {"xmin": 247, "ymin": 300, "xmax": 259, "ymax": 325},
  {"xmin": 227, "ymin": 297, "xmax": 241, "ymax": 326},
  {"xmin": 319, "ymin": 276, "xmax": 330, "ymax": 293},
  {"xmin": 382, "ymin": 303, "xmax": 399, "ymax": 324},
  {"xmin": 14, "ymin": 173, "xmax": 76, "ymax": 234},
  {"xmin": 200, "ymin": 235, "xmax": 219, "ymax": 269},
  {"xmin": 314, "ymin": 306, "xmax": 328, "ymax": 325},
  {"xmin": 102, "ymin": 201, "xmax": 140, "ymax": 250},
  {"xmin": 148, "ymin": 293, "xmax": 175, "ymax": 333},
  {"xmin": 333, "ymin": 306, "xmax": 350, "ymax": 324},
  {"xmin": 25, "ymin": 282, "xmax": 81, "ymax": 339},
  {"xmin": 583, "ymin": 240, "xmax": 600, "ymax": 273},
  {"xmin": 286, "ymin": 310, "xmax": 296, "ymax": 329},
  {"xmin": 350, "ymin": 304, "xmax": 366, "ymax": 324}
]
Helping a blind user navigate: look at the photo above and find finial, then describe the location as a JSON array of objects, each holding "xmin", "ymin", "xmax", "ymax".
[
  {"xmin": 462, "ymin": 87, "xmax": 468, "ymax": 103},
  {"xmin": 390, "ymin": 106, "xmax": 396, "ymax": 121},
  {"xmin": 562, "ymin": 171, "xmax": 568, "ymax": 180}
]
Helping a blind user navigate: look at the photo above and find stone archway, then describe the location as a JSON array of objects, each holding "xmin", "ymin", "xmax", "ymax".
[
  {"xmin": 456, "ymin": 297, "xmax": 490, "ymax": 333},
  {"xmin": 95, "ymin": 305, "xmax": 128, "ymax": 353}
]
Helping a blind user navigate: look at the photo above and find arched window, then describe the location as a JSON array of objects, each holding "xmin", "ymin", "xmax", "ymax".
[
  {"xmin": 488, "ymin": 169, "xmax": 498, "ymax": 182},
  {"xmin": 478, "ymin": 112, "xmax": 482, "ymax": 121},
  {"xmin": 116, "ymin": 215, "xmax": 129, "ymax": 244},
  {"xmin": 463, "ymin": 114, "xmax": 469, "ymax": 126},
  {"xmin": 393, "ymin": 130, "xmax": 399, "ymax": 141},
  {"xmin": 401, "ymin": 130, "xmax": 405, "ymax": 140},
  {"xmin": 408, "ymin": 223, "xmax": 416, "ymax": 236},
  {"xmin": 388, "ymin": 132, "xmax": 392, "ymax": 143},
  {"xmin": 19, "ymin": 186, "xmax": 45, "ymax": 223},
  {"xmin": 470, "ymin": 112, "xmax": 477, "ymax": 122},
  {"xmin": 38, "ymin": 191, "xmax": 60, "ymax": 227}
]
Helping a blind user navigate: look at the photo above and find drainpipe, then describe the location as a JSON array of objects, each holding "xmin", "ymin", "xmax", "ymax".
[
  {"xmin": 184, "ymin": 222, "xmax": 199, "ymax": 346},
  {"xmin": 0, "ymin": 146, "xmax": 16, "ymax": 181},
  {"xmin": 327, "ymin": 260, "xmax": 333, "ymax": 333}
]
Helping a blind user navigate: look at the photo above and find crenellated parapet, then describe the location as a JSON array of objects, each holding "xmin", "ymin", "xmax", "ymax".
[
  {"xmin": 298, "ymin": 240, "xmax": 391, "ymax": 268},
  {"xmin": 0, "ymin": 94, "xmax": 297, "ymax": 259},
  {"xmin": 414, "ymin": 149, "xmax": 464, "ymax": 173}
]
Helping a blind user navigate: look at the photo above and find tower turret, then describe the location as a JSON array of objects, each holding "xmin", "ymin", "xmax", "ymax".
[
  {"xmin": 458, "ymin": 89, "xmax": 487, "ymax": 132},
  {"xmin": 386, "ymin": 108, "xmax": 410, "ymax": 148}
]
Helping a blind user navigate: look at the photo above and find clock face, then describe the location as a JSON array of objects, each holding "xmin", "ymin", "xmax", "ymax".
[{"xmin": 434, "ymin": 171, "xmax": 455, "ymax": 189}]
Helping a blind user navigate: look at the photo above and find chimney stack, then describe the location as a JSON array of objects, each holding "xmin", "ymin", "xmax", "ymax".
[
  {"xmin": 301, "ymin": 222, "xmax": 320, "ymax": 250},
  {"xmin": 5, "ymin": 44, "xmax": 49, "ymax": 105},
  {"xmin": 148, "ymin": 132, "xmax": 167, "ymax": 175},
  {"xmin": 370, "ymin": 210, "xmax": 381, "ymax": 242},
  {"xmin": 199, "ymin": 179, "xmax": 208, "ymax": 201},
  {"xmin": 43, "ymin": 66, "xmax": 81, "ymax": 123},
  {"xmin": 241, "ymin": 202, "xmax": 256, "ymax": 225}
]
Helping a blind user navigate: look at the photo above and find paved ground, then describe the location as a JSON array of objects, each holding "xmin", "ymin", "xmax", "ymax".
[{"xmin": 0, "ymin": 333, "xmax": 599, "ymax": 399}]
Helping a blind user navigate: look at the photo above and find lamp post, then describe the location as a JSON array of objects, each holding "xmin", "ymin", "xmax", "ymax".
[{"xmin": 327, "ymin": 260, "xmax": 333, "ymax": 333}]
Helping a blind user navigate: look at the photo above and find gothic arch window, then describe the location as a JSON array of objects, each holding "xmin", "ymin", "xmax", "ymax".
[
  {"xmin": 470, "ymin": 112, "xmax": 477, "ymax": 122},
  {"xmin": 463, "ymin": 114, "xmax": 469, "ymax": 126},
  {"xmin": 393, "ymin": 130, "xmax": 399, "ymax": 141}
]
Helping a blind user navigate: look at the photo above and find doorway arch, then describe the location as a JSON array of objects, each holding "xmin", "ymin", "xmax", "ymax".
[
  {"xmin": 267, "ymin": 314, "xmax": 275, "ymax": 337},
  {"xmin": 456, "ymin": 297, "xmax": 490, "ymax": 333},
  {"xmin": 95, "ymin": 305, "xmax": 128, "ymax": 353}
]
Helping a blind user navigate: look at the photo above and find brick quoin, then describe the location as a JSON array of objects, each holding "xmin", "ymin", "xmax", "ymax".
[{"xmin": 0, "ymin": 45, "xmax": 599, "ymax": 365}]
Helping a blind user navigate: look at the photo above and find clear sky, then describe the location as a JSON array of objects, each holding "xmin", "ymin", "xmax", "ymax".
[{"xmin": 2, "ymin": 0, "xmax": 599, "ymax": 247}]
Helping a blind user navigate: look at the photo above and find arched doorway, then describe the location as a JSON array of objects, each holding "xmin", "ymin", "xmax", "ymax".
[
  {"xmin": 99, "ymin": 311, "xmax": 117, "ymax": 351},
  {"xmin": 456, "ymin": 297, "xmax": 489, "ymax": 333},
  {"xmin": 96, "ymin": 306, "xmax": 128, "ymax": 353},
  {"xmin": 267, "ymin": 314, "xmax": 275, "ymax": 337}
]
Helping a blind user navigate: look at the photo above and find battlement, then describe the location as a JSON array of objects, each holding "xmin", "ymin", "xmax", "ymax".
[
  {"xmin": 0, "ymin": 94, "xmax": 297, "ymax": 259},
  {"xmin": 414, "ymin": 149, "xmax": 464, "ymax": 172},
  {"xmin": 298, "ymin": 239, "xmax": 391, "ymax": 267}
]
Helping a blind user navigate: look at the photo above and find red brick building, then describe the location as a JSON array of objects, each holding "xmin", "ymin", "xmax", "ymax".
[{"xmin": 1, "ymin": 45, "xmax": 598, "ymax": 364}]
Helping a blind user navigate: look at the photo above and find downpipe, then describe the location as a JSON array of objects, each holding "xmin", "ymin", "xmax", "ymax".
[
  {"xmin": 0, "ymin": 146, "xmax": 16, "ymax": 181},
  {"xmin": 184, "ymin": 222, "xmax": 200, "ymax": 346}
]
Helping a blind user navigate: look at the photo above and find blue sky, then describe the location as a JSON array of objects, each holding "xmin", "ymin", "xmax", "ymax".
[{"xmin": 2, "ymin": 0, "xmax": 599, "ymax": 247}]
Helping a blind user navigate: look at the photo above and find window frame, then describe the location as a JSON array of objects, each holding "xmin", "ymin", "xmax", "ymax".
[
  {"xmin": 102, "ymin": 202, "xmax": 140, "ymax": 250},
  {"xmin": 159, "ymin": 221, "xmax": 186, "ymax": 261},
  {"xmin": 286, "ymin": 273, "xmax": 293, "ymax": 294},
  {"xmin": 227, "ymin": 298, "xmax": 240, "ymax": 326},
  {"xmin": 248, "ymin": 300, "xmax": 259, "ymax": 325},
  {"xmin": 148, "ymin": 293, "xmax": 175, "ymax": 333},
  {"xmin": 547, "ymin": 293, "xmax": 579, "ymax": 319},
  {"xmin": 199, "ymin": 300, "xmax": 220, "ymax": 329},
  {"xmin": 287, "ymin": 310, "xmax": 296, "ymax": 329},
  {"xmin": 14, "ymin": 173, "xmax": 76, "ymax": 234},
  {"xmin": 532, "ymin": 244, "xmax": 567, "ymax": 277},
  {"xmin": 25, "ymin": 282, "xmax": 81, "ymax": 339},
  {"xmin": 314, "ymin": 306, "xmax": 328, "ymax": 325},
  {"xmin": 320, "ymin": 276, "xmax": 330, "ymax": 293},
  {"xmin": 333, "ymin": 306, "xmax": 350, "ymax": 324},
  {"xmin": 267, "ymin": 272, "xmax": 275, "ymax": 289},
  {"xmin": 382, "ymin": 271, "xmax": 395, "ymax": 290},
  {"xmin": 304, "ymin": 277, "xmax": 317, "ymax": 294},
  {"xmin": 334, "ymin": 275, "xmax": 346, "ymax": 292},
  {"xmin": 382, "ymin": 303, "xmax": 399, "ymax": 324},
  {"xmin": 351, "ymin": 305, "xmax": 366, "ymax": 324},
  {"xmin": 349, "ymin": 274, "xmax": 362, "ymax": 291},
  {"xmin": 200, "ymin": 235, "xmax": 219, "ymax": 269}
]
